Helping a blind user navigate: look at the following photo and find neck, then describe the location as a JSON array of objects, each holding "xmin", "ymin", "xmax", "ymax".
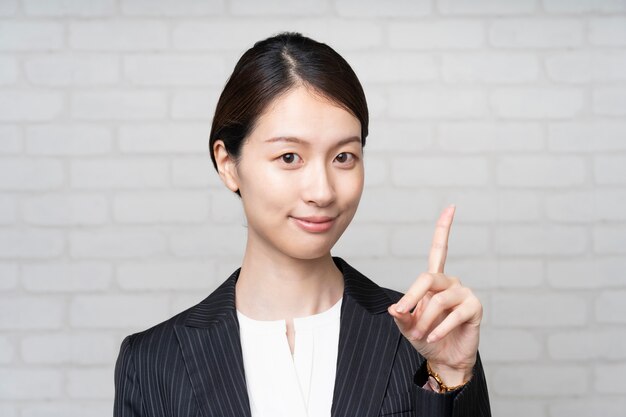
[{"xmin": 235, "ymin": 245, "xmax": 344, "ymax": 321}]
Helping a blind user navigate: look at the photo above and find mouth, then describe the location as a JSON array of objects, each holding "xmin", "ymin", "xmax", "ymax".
[{"xmin": 290, "ymin": 215, "xmax": 337, "ymax": 233}]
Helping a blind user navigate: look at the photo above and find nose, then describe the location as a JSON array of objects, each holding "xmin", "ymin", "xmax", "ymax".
[{"xmin": 302, "ymin": 161, "xmax": 336, "ymax": 207}]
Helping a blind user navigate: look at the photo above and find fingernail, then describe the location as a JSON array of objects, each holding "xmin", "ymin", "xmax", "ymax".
[{"xmin": 395, "ymin": 303, "xmax": 405, "ymax": 313}]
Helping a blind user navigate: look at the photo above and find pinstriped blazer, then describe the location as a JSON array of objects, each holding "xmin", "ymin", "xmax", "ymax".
[{"xmin": 114, "ymin": 256, "xmax": 491, "ymax": 417}]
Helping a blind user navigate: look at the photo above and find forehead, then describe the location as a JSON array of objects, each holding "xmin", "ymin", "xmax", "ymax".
[{"xmin": 249, "ymin": 86, "xmax": 361, "ymax": 143}]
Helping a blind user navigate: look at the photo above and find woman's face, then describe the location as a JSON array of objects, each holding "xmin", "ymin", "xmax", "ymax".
[{"xmin": 223, "ymin": 85, "xmax": 364, "ymax": 261}]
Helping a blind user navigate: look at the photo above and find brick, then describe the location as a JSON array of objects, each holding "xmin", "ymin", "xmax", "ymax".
[
  {"xmin": 550, "ymin": 398, "xmax": 626, "ymax": 417},
  {"xmin": 594, "ymin": 226, "xmax": 626, "ymax": 255},
  {"xmin": 22, "ymin": 333, "xmax": 117, "ymax": 364},
  {"xmin": 548, "ymin": 121, "xmax": 626, "ymax": 152},
  {"xmin": 596, "ymin": 291, "xmax": 626, "ymax": 323},
  {"xmin": 437, "ymin": 190, "xmax": 497, "ymax": 222},
  {"xmin": 171, "ymin": 89, "xmax": 220, "ymax": 120},
  {"xmin": 21, "ymin": 403, "xmax": 110, "ymax": 417},
  {"xmin": 493, "ymin": 365, "xmax": 587, "ymax": 396},
  {"xmin": 495, "ymin": 225, "xmax": 586, "ymax": 255},
  {"xmin": 548, "ymin": 329, "xmax": 626, "ymax": 360},
  {"xmin": 593, "ymin": 87, "xmax": 626, "ymax": 115},
  {"xmin": 335, "ymin": 0, "xmax": 431, "ymax": 16},
  {"xmin": 594, "ymin": 156, "xmax": 626, "ymax": 185},
  {"xmin": 171, "ymin": 225, "xmax": 246, "ymax": 257},
  {"xmin": 23, "ymin": 0, "xmax": 116, "ymax": 16},
  {"xmin": 343, "ymin": 52, "xmax": 437, "ymax": 83},
  {"xmin": 119, "ymin": 123, "xmax": 208, "ymax": 153},
  {"xmin": 363, "ymin": 155, "xmax": 387, "ymax": 187},
  {"xmin": 173, "ymin": 19, "xmax": 383, "ymax": 51},
  {"xmin": 497, "ymin": 191, "xmax": 541, "ymax": 222},
  {"xmin": 118, "ymin": 261, "xmax": 217, "ymax": 290},
  {"xmin": 23, "ymin": 194, "xmax": 108, "ymax": 225},
  {"xmin": 0, "ymin": 126, "xmax": 21, "ymax": 153},
  {"xmin": 546, "ymin": 52, "xmax": 626, "ymax": 83},
  {"xmin": 492, "ymin": 293, "xmax": 587, "ymax": 326},
  {"xmin": 333, "ymin": 225, "xmax": 388, "ymax": 257},
  {"xmin": 491, "ymin": 88, "xmax": 584, "ymax": 118},
  {"xmin": 497, "ymin": 259, "xmax": 543, "ymax": 288},
  {"xmin": 0, "ymin": 297, "xmax": 64, "ymax": 329},
  {"xmin": 363, "ymin": 87, "xmax": 387, "ymax": 119},
  {"xmin": 71, "ymin": 91, "xmax": 167, "ymax": 120},
  {"xmin": 70, "ymin": 230, "xmax": 167, "ymax": 258},
  {"xmin": 0, "ymin": 195, "xmax": 17, "ymax": 224},
  {"xmin": 70, "ymin": 295, "xmax": 171, "ymax": 329},
  {"xmin": 391, "ymin": 225, "xmax": 489, "ymax": 257},
  {"xmin": 596, "ymin": 189, "xmax": 626, "ymax": 221},
  {"xmin": 544, "ymin": 0, "xmax": 626, "ymax": 12},
  {"xmin": 391, "ymin": 156, "xmax": 489, "ymax": 186},
  {"xmin": 231, "ymin": 0, "xmax": 330, "ymax": 15},
  {"xmin": 389, "ymin": 88, "xmax": 487, "ymax": 118},
  {"xmin": 0, "ymin": 55, "xmax": 18, "ymax": 84},
  {"xmin": 210, "ymin": 189, "xmax": 244, "ymax": 223},
  {"xmin": 589, "ymin": 17, "xmax": 626, "ymax": 46},
  {"xmin": 0, "ymin": 229, "xmax": 64, "ymax": 259},
  {"xmin": 124, "ymin": 54, "xmax": 226, "ymax": 86},
  {"xmin": 389, "ymin": 20, "xmax": 484, "ymax": 49},
  {"xmin": 114, "ymin": 191, "xmax": 208, "ymax": 224},
  {"xmin": 439, "ymin": 122, "xmax": 544, "ymax": 153},
  {"xmin": 172, "ymin": 157, "xmax": 223, "ymax": 187},
  {"xmin": 70, "ymin": 20, "xmax": 168, "ymax": 50},
  {"xmin": 70, "ymin": 158, "xmax": 168, "ymax": 189},
  {"xmin": 365, "ymin": 121, "xmax": 433, "ymax": 152},
  {"xmin": 0, "ymin": 264, "xmax": 18, "ymax": 290},
  {"xmin": 122, "ymin": 0, "xmax": 224, "ymax": 15},
  {"xmin": 442, "ymin": 53, "xmax": 539, "ymax": 83},
  {"xmin": 26, "ymin": 124, "xmax": 112, "ymax": 155},
  {"xmin": 354, "ymin": 188, "xmax": 438, "ymax": 223},
  {"xmin": 545, "ymin": 191, "xmax": 595, "ymax": 223},
  {"xmin": 25, "ymin": 54, "xmax": 118, "ymax": 86},
  {"xmin": 491, "ymin": 400, "xmax": 546, "ymax": 417},
  {"xmin": 548, "ymin": 258, "xmax": 626, "ymax": 289},
  {"xmin": 440, "ymin": 0, "xmax": 536, "ymax": 14},
  {"xmin": 23, "ymin": 262, "xmax": 111, "ymax": 292},
  {"xmin": 594, "ymin": 363, "xmax": 626, "ymax": 394},
  {"xmin": 0, "ymin": 369, "xmax": 63, "ymax": 399},
  {"xmin": 480, "ymin": 329, "xmax": 542, "ymax": 362},
  {"xmin": 0, "ymin": 91, "xmax": 64, "ymax": 121},
  {"xmin": 67, "ymin": 368, "xmax": 113, "ymax": 398},
  {"xmin": 0, "ymin": 335, "xmax": 14, "ymax": 363},
  {"xmin": 0, "ymin": 0, "xmax": 17, "ymax": 15},
  {"xmin": 0, "ymin": 158, "xmax": 64, "ymax": 190},
  {"xmin": 444, "ymin": 259, "xmax": 497, "ymax": 289},
  {"xmin": 0, "ymin": 21, "xmax": 64, "ymax": 50},
  {"xmin": 496, "ymin": 156, "xmax": 585, "ymax": 187},
  {"xmin": 489, "ymin": 19, "xmax": 583, "ymax": 48}
]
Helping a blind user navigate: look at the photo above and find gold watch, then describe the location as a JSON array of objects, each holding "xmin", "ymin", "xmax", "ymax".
[{"xmin": 426, "ymin": 361, "xmax": 470, "ymax": 393}]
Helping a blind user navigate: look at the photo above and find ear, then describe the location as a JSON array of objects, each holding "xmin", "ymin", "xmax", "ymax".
[{"xmin": 213, "ymin": 140, "xmax": 240, "ymax": 193}]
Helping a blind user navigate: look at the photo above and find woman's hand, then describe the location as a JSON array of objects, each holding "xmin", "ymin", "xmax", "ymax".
[{"xmin": 387, "ymin": 205, "xmax": 482, "ymax": 387}]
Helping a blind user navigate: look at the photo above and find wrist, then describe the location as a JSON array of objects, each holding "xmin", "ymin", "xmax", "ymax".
[{"xmin": 426, "ymin": 361, "xmax": 473, "ymax": 389}]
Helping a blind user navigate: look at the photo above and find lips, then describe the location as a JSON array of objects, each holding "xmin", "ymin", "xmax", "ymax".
[{"xmin": 290, "ymin": 215, "xmax": 337, "ymax": 233}]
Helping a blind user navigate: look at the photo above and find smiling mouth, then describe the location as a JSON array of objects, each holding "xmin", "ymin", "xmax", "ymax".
[{"xmin": 290, "ymin": 216, "xmax": 337, "ymax": 233}]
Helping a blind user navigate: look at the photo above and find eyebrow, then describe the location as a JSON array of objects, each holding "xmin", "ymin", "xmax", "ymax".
[{"xmin": 265, "ymin": 136, "xmax": 361, "ymax": 146}]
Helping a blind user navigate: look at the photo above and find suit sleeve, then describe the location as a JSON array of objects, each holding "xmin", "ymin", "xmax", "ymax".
[
  {"xmin": 114, "ymin": 335, "xmax": 144, "ymax": 417},
  {"xmin": 410, "ymin": 352, "xmax": 491, "ymax": 417}
]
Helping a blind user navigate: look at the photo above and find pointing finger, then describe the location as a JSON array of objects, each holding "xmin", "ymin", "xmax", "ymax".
[{"xmin": 428, "ymin": 205, "xmax": 455, "ymax": 274}]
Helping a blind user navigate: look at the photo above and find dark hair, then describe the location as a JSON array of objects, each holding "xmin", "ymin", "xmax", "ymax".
[{"xmin": 208, "ymin": 31, "xmax": 369, "ymax": 188}]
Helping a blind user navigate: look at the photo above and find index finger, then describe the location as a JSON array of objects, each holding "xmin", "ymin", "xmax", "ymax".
[{"xmin": 428, "ymin": 204, "xmax": 455, "ymax": 274}]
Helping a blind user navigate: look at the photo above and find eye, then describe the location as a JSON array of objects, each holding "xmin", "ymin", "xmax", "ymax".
[
  {"xmin": 280, "ymin": 153, "xmax": 302, "ymax": 165},
  {"xmin": 334, "ymin": 152, "xmax": 356, "ymax": 165}
]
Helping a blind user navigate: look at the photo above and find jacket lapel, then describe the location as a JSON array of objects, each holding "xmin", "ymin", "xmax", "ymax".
[{"xmin": 173, "ymin": 257, "xmax": 401, "ymax": 417}]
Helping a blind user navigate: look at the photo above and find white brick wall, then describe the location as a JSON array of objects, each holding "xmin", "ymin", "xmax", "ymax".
[{"xmin": 1, "ymin": 1, "xmax": 626, "ymax": 415}]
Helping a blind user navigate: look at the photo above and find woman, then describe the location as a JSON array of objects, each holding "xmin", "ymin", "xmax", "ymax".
[{"xmin": 114, "ymin": 32, "xmax": 491, "ymax": 417}]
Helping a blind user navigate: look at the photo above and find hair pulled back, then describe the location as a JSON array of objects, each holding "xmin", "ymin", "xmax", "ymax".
[{"xmin": 208, "ymin": 31, "xmax": 369, "ymax": 175}]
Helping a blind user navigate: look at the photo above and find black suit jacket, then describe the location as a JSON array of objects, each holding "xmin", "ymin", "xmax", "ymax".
[{"xmin": 114, "ymin": 256, "xmax": 491, "ymax": 417}]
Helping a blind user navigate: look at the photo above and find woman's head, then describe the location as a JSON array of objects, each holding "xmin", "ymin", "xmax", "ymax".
[
  {"xmin": 209, "ymin": 31, "xmax": 369, "ymax": 183},
  {"xmin": 210, "ymin": 32, "xmax": 368, "ymax": 260}
]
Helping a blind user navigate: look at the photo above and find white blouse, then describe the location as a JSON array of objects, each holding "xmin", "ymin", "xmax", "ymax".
[{"xmin": 236, "ymin": 297, "xmax": 343, "ymax": 417}]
